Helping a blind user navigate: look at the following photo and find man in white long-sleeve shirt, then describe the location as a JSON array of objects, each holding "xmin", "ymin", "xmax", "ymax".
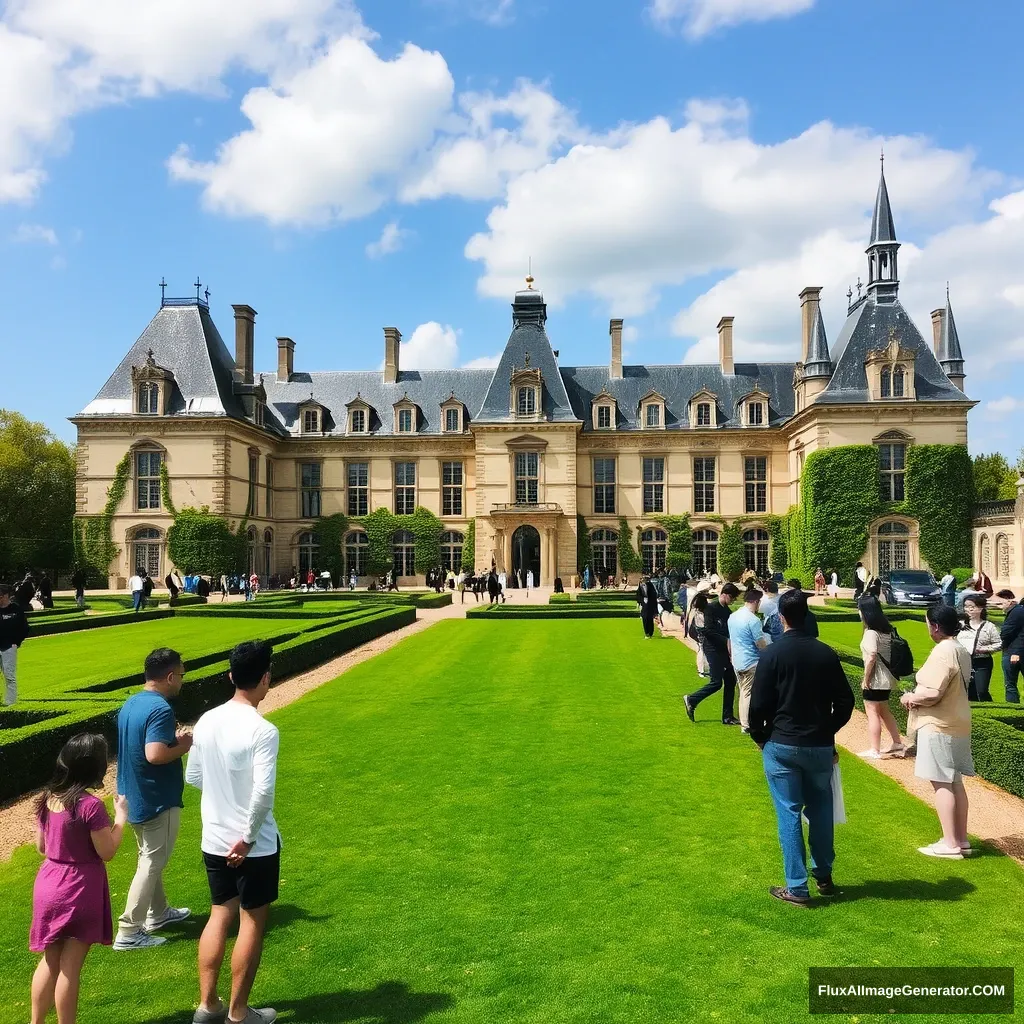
[{"xmin": 186, "ymin": 641, "xmax": 280, "ymax": 1024}]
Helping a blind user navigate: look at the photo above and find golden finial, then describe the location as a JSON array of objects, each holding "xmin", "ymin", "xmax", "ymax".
[{"xmin": 525, "ymin": 256, "xmax": 534, "ymax": 289}]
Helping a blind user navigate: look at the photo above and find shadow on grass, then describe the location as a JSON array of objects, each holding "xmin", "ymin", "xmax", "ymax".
[
  {"xmin": 146, "ymin": 981, "xmax": 454, "ymax": 1024},
  {"xmin": 826, "ymin": 876, "xmax": 976, "ymax": 903},
  {"xmin": 157, "ymin": 903, "xmax": 331, "ymax": 943}
]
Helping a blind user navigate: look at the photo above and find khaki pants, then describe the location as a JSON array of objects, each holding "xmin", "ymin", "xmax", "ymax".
[
  {"xmin": 736, "ymin": 665, "xmax": 758, "ymax": 730},
  {"xmin": 118, "ymin": 807, "xmax": 181, "ymax": 937},
  {"xmin": 1, "ymin": 646, "xmax": 17, "ymax": 704}
]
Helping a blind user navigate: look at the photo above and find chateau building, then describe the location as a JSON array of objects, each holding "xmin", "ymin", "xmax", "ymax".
[{"xmin": 74, "ymin": 168, "xmax": 975, "ymax": 587}]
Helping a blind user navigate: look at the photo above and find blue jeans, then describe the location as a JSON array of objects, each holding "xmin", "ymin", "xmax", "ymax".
[
  {"xmin": 762, "ymin": 741, "xmax": 835, "ymax": 897},
  {"xmin": 1004, "ymin": 654, "xmax": 1022, "ymax": 704},
  {"xmin": 132, "ymin": 590, "xmax": 143, "ymax": 613}
]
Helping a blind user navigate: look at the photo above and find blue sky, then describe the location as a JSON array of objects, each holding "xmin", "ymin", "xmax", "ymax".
[{"xmin": 2, "ymin": 0, "xmax": 1023, "ymax": 457}]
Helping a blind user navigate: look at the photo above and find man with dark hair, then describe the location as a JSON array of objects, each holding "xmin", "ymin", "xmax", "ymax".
[
  {"xmin": 187, "ymin": 641, "xmax": 280, "ymax": 1024},
  {"xmin": 993, "ymin": 589, "xmax": 1024, "ymax": 703},
  {"xmin": 729, "ymin": 588, "xmax": 766, "ymax": 732},
  {"xmin": 684, "ymin": 582, "xmax": 742, "ymax": 724},
  {"xmin": 0, "ymin": 584, "xmax": 29, "ymax": 705},
  {"xmin": 749, "ymin": 588, "xmax": 855, "ymax": 906},
  {"xmin": 115, "ymin": 648, "xmax": 192, "ymax": 950},
  {"xmin": 786, "ymin": 580, "xmax": 819, "ymax": 637}
]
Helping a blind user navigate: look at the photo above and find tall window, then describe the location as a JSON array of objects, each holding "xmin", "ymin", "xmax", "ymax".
[
  {"xmin": 517, "ymin": 387, "xmax": 536, "ymax": 416},
  {"xmin": 594, "ymin": 458, "xmax": 616, "ymax": 514},
  {"xmin": 748, "ymin": 401, "xmax": 764, "ymax": 426},
  {"xmin": 744, "ymin": 456, "xmax": 767, "ymax": 513},
  {"xmin": 253, "ymin": 402, "xmax": 264, "ymax": 428},
  {"xmin": 441, "ymin": 531, "xmax": 464, "ymax": 572},
  {"xmin": 395, "ymin": 462, "xmax": 416, "ymax": 515},
  {"xmin": 743, "ymin": 528, "xmax": 770, "ymax": 577},
  {"xmin": 263, "ymin": 529, "xmax": 273, "ymax": 579},
  {"xmin": 591, "ymin": 529, "xmax": 618, "ymax": 577},
  {"xmin": 247, "ymin": 526, "xmax": 258, "ymax": 576},
  {"xmin": 693, "ymin": 457, "xmax": 716, "ymax": 514},
  {"xmin": 345, "ymin": 531, "xmax": 368, "ymax": 578},
  {"xmin": 393, "ymin": 529, "xmax": 416, "ymax": 576},
  {"xmin": 445, "ymin": 407, "xmax": 461, "ymax": 433},
  {"xmin": 892, "ymin": 364, "xmax": 906, "ymax": 398},
  {"xmin": 298, "ymin": 531, "xmax": 318, "ymax": 576},
  {"xmin": 442, "ymin": 461, "xmax": 464, "ymax": 516},
  {"xmin": 137, "ymin": 383, "xmax": 159, "ymax": 414},
  {"xmin": 398, "ymin": 408, "xmax": 413, "ymax": 433},
  {"xmin": 597, "ymin": 405, "xmax": 612, "ymax": 429},
  {"xmin": 641, "ymin": 528, "xmax": 668, "ymax": 574},
  {"xmin": 696, "ymin": 402, "xmax": 712, "ymax": 427},
  {"xmin": 248, "ymin": 452, "xmax": 258, "ymax": 515},
  {"xmin": 300, "ymin": 463, "xmax": 322, "ymax": 518},
  {"xmin": 880, "ymin": 366, "xmax": 892, "ymax": 398},
  {"xmin": 350, "ymin": 408, "xmax": 367, "ymax": 433},
  {"xmin": 877, "ymin": 521, "xmax": 910, "ymax": 575},
  {"xmin": 645, "ymin": 403, "xmax": 661, "ymax": 428},
  {"xmin": 348, "ymin": 462, "xmax": 368, "ymax": 517},
  {"xmin": 515, "ymin": 452, "xmax": 539, "ymax": 505},
  {"xmin": 136, "ymin": 450, "xmax": 162, "ymax": 510},
  {"xmin": 878, "ymin": 443, "xmax": 906, "ymax": 502},
  {"xmin": 133, "ymin": 527, "xmax": 161, "ymax": 576},
  {"xmin": 692, "ymin": 529, "xmax": 719, "ymax": 577},
  {"xmin": 265, "ymin": 458, "xmax": 274, "ymax": 518},
  {"xmin": 303, "ymin": 409, "xmax": 320, "ymax": 433},
  {"xmin": 642, "ymin": 457, "xmax": 665, "ymax": 513}
]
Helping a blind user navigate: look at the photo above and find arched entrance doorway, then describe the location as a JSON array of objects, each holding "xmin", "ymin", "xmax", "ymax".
[{"xmin": 512, "ymin": 525, "xmax": 541, "ymax": 586}]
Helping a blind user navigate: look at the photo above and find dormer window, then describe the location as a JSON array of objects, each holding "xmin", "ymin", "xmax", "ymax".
[
  {"xmin": 254, "ymin": 402, "xmax": 265, "ymax": 428},
  {"xmin": 510, "ymin": 364, "xmax": 543, "ymax": 421},
  {"xmin": 517, "ymin": 387, "xmax": 536, "ymax": 415},
  {"xmin": 351, "ymin": 409, "xmax": 366, "ymax": 433},
  {"xmin": 748, "ymin": 401, "xmax": 764, "ymax": 426},
  {"xmin": 591, "ymin": 389, "xmax": 617, "ymax": 431},
  {"xmin": 697, "ymin": 403, "xmax": 712, "ymax": 426},
  {"xmin": 393, "ymin": 396, "xmax": 419, "ymax": 434},
  {"xmin": 303, "ymin": 409, "xmax": 320, "ymax": 433},
  {"xmin": 868, "ymin": 330, "xmax": 916, "ymax": 401},
  {"xmin": 130, "ymin": 349, "xmax": 173, "ymax": 417},
  {"xmin": 645, "ymin": 404, "xmax": 661, "ymax": 428},
  {"xmin": 639, "ymin": 390, "xmax": 666, "ymax": 431},
  {"xmin": 138, "ymin": 382, "xmax": 159, "ymax": 415},
  {"xmin": 689, "ymin": 388, "xmax": 718, "ymax": 429},
  {"xmin": 398, "ymin": 409, "xmax": 412, "ymax": 432}
]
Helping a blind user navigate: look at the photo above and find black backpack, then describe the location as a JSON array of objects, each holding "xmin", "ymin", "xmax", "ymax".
[{"xmin": 880, "ymin": 627, "xmax": 914, "ymax": 678}]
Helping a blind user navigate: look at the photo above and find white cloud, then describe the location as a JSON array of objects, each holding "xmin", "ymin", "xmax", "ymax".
[
  {"xmin": 427, "ymin": 0, "xmax": 516, "ymax": 26},
  {"xmin": 650, "ymin": 0, "xmax": 815, "ymax": 39},
  {"xmin": 401, "ymin": 321, "xmax": 460, "ymax": 369},
  {"xmin": 11, "ymin": 222, "xmax": 58, "ymax": 244},
  {"xmin": 366, "ymin": 220, "xmax": 412, "ymax": 259},
  {"xmin": 463, "ymin": 353, "xmax": 501, "ymax": 368},
  {"xmin": 983, "ymin": 396, "xmax": 1024, "ymax": 418}
]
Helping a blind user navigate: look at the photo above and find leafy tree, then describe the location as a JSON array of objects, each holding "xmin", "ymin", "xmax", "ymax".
[
  {"xmin": 0, "ymin": 410, "xmax": 76, "ymax": 580},
  {"xmin": 972, "ymin": 453, "xmax": 1018, "ymax": 502}
]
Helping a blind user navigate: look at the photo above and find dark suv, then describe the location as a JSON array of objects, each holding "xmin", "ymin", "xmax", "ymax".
[{"xmin": 881, "ymin": 570, "xmax": 942, "ymax": 608}]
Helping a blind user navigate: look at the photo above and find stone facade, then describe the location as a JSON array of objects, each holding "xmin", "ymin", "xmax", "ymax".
[{"xmin": 972, "ymin": 483, "xmax": 1024, "ymax": 588}]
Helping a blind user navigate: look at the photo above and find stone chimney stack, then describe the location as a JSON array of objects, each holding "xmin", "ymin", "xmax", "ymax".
[
  {"xmin": 276, "ymin": 337, "xmax": 295, "ymax": 381},
  {"xmin": 930, "ymin": 308, "xmax": 945, "ymax": 355},
  {"xmin": 609, "ymin": 318, "xmax": 623, "ymax": 379},
  {"xmin": 232, "ymin": 304, "xmax": 256, "ymax": 385},
  {"xmin": 799, "ymin": 287, "xmax": 822, "ymax": 363},
  {"xmin": 717, "ymin": 316, "xmax": 735, "ymax": 375},
  {"xmin": 384, "ymin": 327, "xmax": 402, "ymax": 384}
]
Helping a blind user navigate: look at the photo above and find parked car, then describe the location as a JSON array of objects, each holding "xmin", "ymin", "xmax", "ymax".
[{"xmin": 880, "ymin": 569, "xmax": 942, "ymax": 608}]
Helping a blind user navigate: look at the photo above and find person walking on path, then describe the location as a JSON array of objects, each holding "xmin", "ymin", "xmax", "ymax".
[
  {"xmin": 636, "ymin": 574, "xmax": 659, "ymax": 639},
  {"xmin": 129, "ymin": 571, "xmax": 145, "ymax": 613},
  {"xmin": 957, "ymin": 595, "xmax": 1001, "ymax": 702},
  {"xmin": 29, "ymin": 734, "xmax": 130, "ymax": 1024},
  {"xmin": 853, "ymin": 562, "xmax": 868, "ymax": 601},
  {"xmin": 0, "ymin": 584, "xmax": 29, "ymax": 705},
  {"xmin": 686, "ymin": 591, "xmax": 710, "ymax": 677},
  {"xmin": 684, "ymin": 583, "xmax": 742, "ymax": 724},
  {"xmin": 728, "ymin": 588, "xmax": 766, "ymax": 732},
  {"xmin": 187, "ymin": 641, "xmax": 281, "ymax": 1024},
  {"xmin": 748, "ymin": 588, "xmax": 855, "ymax": 906},
  {"xmin": 221, "ymin": 575, "xmax": 230, "ymax": 602},
  {"xmin": 72, "ymin": 567, "xmax": 87, "ymax": 609},
  {"xmin": 855, "ymin": 596, "xmax": 905, "ymax": 760},
  {"xmin": 814, "ymin": 567, "xmax": 826, "ymax": 596},
  {"xmin": 992, "ymin": 589, "xmax": 1024, "ymax": 703},
  {"xmin": 114, "ymin": 648, "xmax": 193, "ymax": 951},
  {"xmin": 827, "ymin": 570, "xmax": 840, "ymax": 600},
  {"xmin": 900, "ymin": 604, "xmax": 976, "ymax": 859}
]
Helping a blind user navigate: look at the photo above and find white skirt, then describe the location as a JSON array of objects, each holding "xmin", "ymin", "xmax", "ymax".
[{"xmin": 914, "ymin": 727, "xmax": 975, "ymax": 784}]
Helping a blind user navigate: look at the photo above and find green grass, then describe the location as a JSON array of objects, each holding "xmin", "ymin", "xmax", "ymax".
[{"xmin": 1, "ymin": 619, "xmax": 1020, "ymax": 1023}]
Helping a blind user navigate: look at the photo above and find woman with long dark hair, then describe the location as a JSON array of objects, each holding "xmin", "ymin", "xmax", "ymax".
[
  {"xmin": 957, "ymin": 595, "xmax": 1001, "ymax": 701},
  {"xmin": 29, "ymin": 734, "xmax": 128, "ymax": 1024},
  {"xmin": 857, "ymin": 595, "xmax": 905, "ymax": 759}
]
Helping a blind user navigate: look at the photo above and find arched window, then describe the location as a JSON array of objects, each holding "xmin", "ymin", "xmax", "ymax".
[
  {"xmin": 981, "ymin": 534, "xmax": 992, "ymax": 574},
  {"xmin": 263, "ymin": 529, "xmax": 273, "ymax": 580},
  {"xmin": 742, "ymin": 528, "xmax": 770, "ymax": 578},
  {"xmin": 247, "ymin": 526, "xmax": 258, "ymax": 577},
  {"xmin": 440, "ymin": 531, "xmax": 464, "ymax": 573},
  {"xmin": 298, "ymin": 531, "xmax": 319, "ymax": 577},
  {"xmin": 877, "ymin": 521, "xmax": 910, "ymax": 535},
  {"xmin": 393, "ymin": 529, "xmax": 416, "ymax": 577},
  {"xmin": 345, "ymin": 531, "xmax": 368, "ymax": 578},
  {"xmin": 517, "ymin": 387, "xmax": 536, "ymax": 416},
  {"xmin": 591, "ymin": 528, "xmax": 618, "ymax": 578},
  {"xmin": 132, "ymin": 527, "xmax": 162, "ymax": 577},
  {"xmin": 880, "ymin": 366, "xmax": 892, "ymax": 398},
  {"xmin": 640, "ymin": 528, "xmax": 668, "ymax": 575},
  {"xmin": 137, "ymin": 382, "xmax": 159, "ymax": 414},
  {"xmin": 692, "ymin": 529, "xmax": 719, "ymax": 577},
  {"xmin": 892, "ymin": 364, "xmax": 905, "ymax": 398},
  {"xmin": 996, "ymin": 535, "xmax": 1010, "ymax": 580}
]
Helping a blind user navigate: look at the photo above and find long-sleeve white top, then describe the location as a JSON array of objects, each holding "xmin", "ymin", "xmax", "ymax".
[{"xmin": 956, "ymin": 620, "xmax": 1003, "ymax": 658}]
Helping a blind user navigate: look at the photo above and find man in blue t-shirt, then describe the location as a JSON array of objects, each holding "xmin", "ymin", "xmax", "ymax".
[{"xmin": 115, "ymin": 648, "xmax": 193, "ymax": 950}]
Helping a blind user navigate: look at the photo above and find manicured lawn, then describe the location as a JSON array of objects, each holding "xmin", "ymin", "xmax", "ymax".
[
  {"xmin": 1, "ymin": 619, "xmax": 1020, "ymax": 1023},
  {"xmin": 17, "ymin": 614, "xmax": 329, "ymax": 700}
]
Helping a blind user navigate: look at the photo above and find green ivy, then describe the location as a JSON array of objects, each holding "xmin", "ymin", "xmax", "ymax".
[
  {"xmin": 576, "ymin": 514, "xmax": 593, "ymax": 572},
  {"xmin": 73, "ymin": 451, "xmax": 132, "ymax": 583},
  {"xmin": 765, "ymin": 514, "xmax": 787, "ymax": 573},
  {"xmin": 902, "ymin": 445, "xmax": 973, "ymax": 574},
  {"xmin": 617, "ymin": 516, "xmax": 643, "ymax": 575},
  {"xmin": 650, "ymin": 514, "xmax": 691, "ymax": 571},
  {"xmin": 462, "ymin": 519, "xmax": 476, "ymax": 572},
  {"xmin": 717, "ymin": 522, "xmax": 746, "ymax": 581},
  {"xmin": 351, "ymin": 506, "xmax": 445, "ymax": 576},
  {"xmin": 312, "ymin": 513, "xmax": 349, "ymax": 582},
  {"xmin": 166, "ymin": 507, "xmax": 247, "ymax": 577},
  {"xmin": 159, "ymin": 463, "xmax": 177, "ymax": 517}
]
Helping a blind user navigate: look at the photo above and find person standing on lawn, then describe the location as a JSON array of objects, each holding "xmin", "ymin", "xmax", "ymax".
[
  {"xmin": 900, "ymin": 603, "xmax": 975, "ymax": 859},
  {"xmin": 115, "ymin": 648, "xmax": 192, "ymax": 950},
  {"xmin": 636, "ymin": 574, "xmax": 659, "ymax": 639},
  {"xmin": 129, "ymin": 570, "xmax": 145, "ymax": 613},
  {"xmin": 853, "ymin": 561, "xmax": 868, "ymax": 601},
  {"xmin": 748, "ymin": 588, "xmax": 855, "ymax": 906},
  {"xmin": 993, "ymin": 589, "xmax": 1024, "ymax": 703},
  {"xmin": 728, "ymin": 588, "xmax": 766, "ymax": 732},
  {"xmin": 72, "ymin": 566, "xmax": 88, "ymax": 609},
  {"xmin": 957, "ymin": 595, "xmax": 1001, "ymax": 702},
  {"xmin": 683, "ymin": 583, "xmax": 742, "ymax": 725},
  {"xmin": 0, "ymin": 584, "xmax": 30, "ymax": 705},
  {"xmin": 187, "ymin": 641, "xmax": 281, "ymax": 1024},
  {"xmin": 855, "ymin": 596, "xmax": 905, "ymax": 760}
]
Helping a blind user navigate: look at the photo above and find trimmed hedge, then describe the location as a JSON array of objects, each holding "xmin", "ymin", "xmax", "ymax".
[
  {"xmin": 30, "ymin": 608, "xmax": 175, "ymax": 638},
  {"xmin": 467, "ymin": 605, "xmax": 638, "ymax": 620}
]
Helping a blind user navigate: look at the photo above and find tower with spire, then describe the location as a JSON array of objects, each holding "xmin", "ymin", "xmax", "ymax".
[
  {"xmin": 936, "ymin": 286, "xmax": 966, "ymax": 392},
  {"xmin": 866, "ymin": 154, "xmax": 900, "ymax": 304}
]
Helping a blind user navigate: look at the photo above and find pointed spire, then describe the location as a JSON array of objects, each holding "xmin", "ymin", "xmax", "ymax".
[
  {"xmin": 803, "ymin": 304, "xmax": 833, "ymax": 379},
  {"xmin": 938, "ymin": 286, "xmax": 965, "ymax": 379},
  {"xmin": 869, "ymin": 156, "xmax": 897, "ymax": 244}
]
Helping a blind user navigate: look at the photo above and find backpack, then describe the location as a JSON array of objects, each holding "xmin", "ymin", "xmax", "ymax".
[
  {"xmin": 879, "ymin": 626, "xmax": 914, "ymax": 678},
  {"xmin": 762, "ymin": 612, "xmax": 783, "ymax": 639}
]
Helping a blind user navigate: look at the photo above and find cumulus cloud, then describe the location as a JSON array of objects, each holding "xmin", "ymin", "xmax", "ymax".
[
  {"xmin": 400, "ymin": 322, "xmax": 461, "ymax": 369},
  {"xmin": 463, "ymin": 353, "xmax": 501, "ymax": 369},
  {"xmin": 366, "ymin": 221, "xmax": 412, "ymax": 259},
  {"xmin": 11, "ymin": 222, "xmax": 58, "ymax": 244},
  {"xmin": 650, "ymin": 0, "xmax": 816, "ymax": 39},
  {"xmin": 984, "ymin": 396, "xmax": 1024, "ymax": 418}
]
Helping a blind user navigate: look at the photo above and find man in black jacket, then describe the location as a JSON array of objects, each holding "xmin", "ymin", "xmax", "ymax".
[
  {"xmin": 0, "ymin": 584, "xmax": 30, "ymax": 705},
  {"xmin": 994, "ymin": 589, "xmax": 1024, "ymax": 703},
  {"xmin": 786, "ymin": 580, "xmax": 819, "ymax": 637},
  {"xmin": 748, "ymin": 588, "xmax": 854, "ymax": 906},
  {"xmin": 684, "ymin": 583, "xmax": 741, "ymax": 724}
]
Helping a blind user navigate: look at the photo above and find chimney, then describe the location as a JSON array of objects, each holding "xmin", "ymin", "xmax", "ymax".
[
  {"xmin": 799, "ymin": 287, "xmax": 822, "ymax": 364},
  {"xmin": 383, "ymin": 327, "xmax": 401, "ymax": 384},
  {"xmin": 276, "ymin": 337, "xmax": 295, "ymax": 381},
  {"xmin": 930, "ymin": 308, "xmax": 945, "ymax": 354},
  {"xmin": 232, "ymin": 304, "xmax": 256, "ymax": 385},
  {"xmin": 609, "ymin": 318, "xmax": 623, "ymax": 379},
  {"xmin": 717, "ymin": 316, "xmax": 735, "ymax": 375}
]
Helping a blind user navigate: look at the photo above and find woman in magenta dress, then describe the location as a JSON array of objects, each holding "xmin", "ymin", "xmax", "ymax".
[{"xmin": 30, "ymin": 733, "xmax": 128, "ymax": 1024}]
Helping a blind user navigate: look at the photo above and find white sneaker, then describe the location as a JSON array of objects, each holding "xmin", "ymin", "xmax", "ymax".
[
  {"xmin": 857, "ymin": 749, "xmax": 882, "ymax": 760},
  {"xmin": 145, "ymin": 906, "xmax": 191, "ymax": 932},
  {"xmin": 113, "ymin": 931, "xmax": 168, "ymax": 950},
  {"xmin": 228, "ymin": 1009, "xmax": 277, "ymax": 1024},
  {"xmin": 918, "ymin": 842, "xmax": 964, "ymax": 860}
]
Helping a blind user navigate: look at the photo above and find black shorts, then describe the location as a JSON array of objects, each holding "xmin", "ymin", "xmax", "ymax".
[
  {"xmin": 862, "ymin": 689, "xmax": 892, "ymax": 702},
  {"xmin": 203, "ymin": 842, "xmax": 280, "ymax": 910}
]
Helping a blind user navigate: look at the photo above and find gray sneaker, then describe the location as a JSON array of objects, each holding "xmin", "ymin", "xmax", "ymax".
[
  {"xmin": 145, "ymin": 906, "xmax": 191, "ymax": 932},
  {"xmin": 112, "ymin": 931, "xmax": 168, "ymax": 951},
  {"xmin": 193, "ymin": 1004, "xmax": 227, "ymax": 1024},
  {"xmin": 228, "ymin": 1010, "xmax": 277, "ymax": 1024}
]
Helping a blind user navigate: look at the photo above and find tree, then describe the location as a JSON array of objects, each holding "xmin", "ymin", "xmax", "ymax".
[
  {"xmin": 972, "ymin": 453, "xmax": 1018, "ymax": 502},
  {"xmin": 0, "ymin": 410, "xmax": 76, "ymax": 580}
]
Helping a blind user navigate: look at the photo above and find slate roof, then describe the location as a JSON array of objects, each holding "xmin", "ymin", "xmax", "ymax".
[
  {"xmin": 937, "ymin": 292, "xmax": 965, "ymax": 376},
  {"xmin": 803, "ymin": 305, "xmax": 832, "ymax": 379}
]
